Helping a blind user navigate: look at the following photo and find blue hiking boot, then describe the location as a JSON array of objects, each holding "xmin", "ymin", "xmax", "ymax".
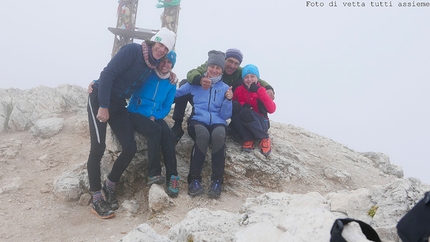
[
  {"xmin": 188, "ymin": 180, "xmax": 204, "ymax": 197},
  {"xmin": 208, "ymin": 180, "xmax": 222, "ymax": 199},
  {"xmin": 166, "ymin": 175, "xmax": 180, "ymax": 197}
]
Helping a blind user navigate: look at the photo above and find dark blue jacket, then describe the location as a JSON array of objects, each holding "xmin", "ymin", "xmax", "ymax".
[{"xmin": 93, "ymin": 43, "xmax": 154, "ymax": 108}]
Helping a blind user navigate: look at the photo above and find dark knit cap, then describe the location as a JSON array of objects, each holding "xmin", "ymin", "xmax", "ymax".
[
  {"xmin": 225, "ymin": 48, "xmax": 243, "ymax": 64},
  {"xmin": 207, "ymin": 50, "xmax": 226, "ymax": 71}
]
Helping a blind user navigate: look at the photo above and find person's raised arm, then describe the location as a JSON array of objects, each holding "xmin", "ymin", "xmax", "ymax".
[
  {"xmin": 251, "ymin": 82, "xmax": 276, "ymax": 114},
  {"xmin": 169, "ymin": 71, "xmax": 178, "ymax": 84},
  {"xmin": 258, "ymin": 78, "xmax": 275, "ymax": 100},
  {"xmin": 187, "ymin": 62, "xmax": 207, "ymax": 85}
]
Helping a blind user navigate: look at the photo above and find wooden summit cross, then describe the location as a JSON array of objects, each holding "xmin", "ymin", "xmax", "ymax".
[{"xmin": 108, "ymin": 0, "xmax": 181, "ymax": 58}]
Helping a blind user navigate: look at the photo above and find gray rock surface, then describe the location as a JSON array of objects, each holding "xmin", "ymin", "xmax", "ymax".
[
  {"xmin": 1, "ymin": 85, "xmax": 428, "ymax": 242},
  {"xmin": 30, "ymin": 117, "xmax": 64, "ymax": 138}
]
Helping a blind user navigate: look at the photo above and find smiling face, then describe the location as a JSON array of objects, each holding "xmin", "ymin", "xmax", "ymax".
[
  {"xmin": 157, "ymin": 58, "xmax": 173, "ymax": 75},
  {"xmin": 243, "ymin": 73, "xmax": 258, "ymax": 88},
  {"xmin": 224, "ymin": 57, "xmax": 240, "ymax": 75},
  {"xmin": 151, "ymin": 42, "xmax": 169, "ymax": 60},
  {"xmin": 206, "ymin": 65, "xmax": 223, "ymax": 78}
]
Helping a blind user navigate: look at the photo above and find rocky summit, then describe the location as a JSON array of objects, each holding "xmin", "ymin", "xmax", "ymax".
[{"xmin": 0, "ymin": 84, "xmax": 428, "ymax": 241}]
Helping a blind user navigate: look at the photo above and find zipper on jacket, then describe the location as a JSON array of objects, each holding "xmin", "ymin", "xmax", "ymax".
[
  {"xmin": 150, "ymin": 78, "xmax": 160, "ymax": 116},
  {"xmin": 152, "ymin": 78, "xmax": 160, "ymax": 101},
  {"xmin": 208, "ymin": 87, "xmax": 213, "ymax": 124},
  {"xmin": 247, "ymin": 89, "xmax": 252, "ymax": 108}
]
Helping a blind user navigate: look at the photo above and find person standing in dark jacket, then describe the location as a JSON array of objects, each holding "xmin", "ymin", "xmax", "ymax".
[{"xmin": 86, "ymin": 27, "xmax": 176, "ymax": 219}]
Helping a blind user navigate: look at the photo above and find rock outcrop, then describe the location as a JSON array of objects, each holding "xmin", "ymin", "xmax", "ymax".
[
  {"xmin": 1, "ymin": 85, "xmax": 428, "ymax": 242},
  {"xmin": 0, "ymin": 84, "xmax": 87, "ymax": 132}
]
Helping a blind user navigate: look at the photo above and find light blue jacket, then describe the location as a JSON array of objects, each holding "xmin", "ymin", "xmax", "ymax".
[
  {"xmin": 127, "ymin": 71, "xmax": 176, "ymax": 120},
  {"xmin": 175, "ymin": 79, "xmax": 232, "ymax": 126}
]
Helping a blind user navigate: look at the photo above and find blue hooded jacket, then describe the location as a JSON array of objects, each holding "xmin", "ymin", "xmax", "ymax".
[{"xmin": 127, "ymin": 71, "xmax": 176, "ymax": 120}]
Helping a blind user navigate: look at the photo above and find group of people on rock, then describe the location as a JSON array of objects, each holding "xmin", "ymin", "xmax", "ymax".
[{"xmin": 86, "ymin": 28, "xmax": 277, "ymax": 219}]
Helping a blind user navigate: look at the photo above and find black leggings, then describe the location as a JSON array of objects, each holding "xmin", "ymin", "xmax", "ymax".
[
  {"xmin": 187, "ymin": 121, "xmax": 226, "ymax": 184},
  {"xmin": 130, "ymin": 113, "xmax": 178, "ymax": 179},
  {"xmin": 87, "ymin": 91, "xmax": 137, "ymax": 192}
]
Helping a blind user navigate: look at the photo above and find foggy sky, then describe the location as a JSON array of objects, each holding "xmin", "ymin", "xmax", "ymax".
[{"xmin": 1, "ymin": 0, "xmax": 429, "ymax": 184}]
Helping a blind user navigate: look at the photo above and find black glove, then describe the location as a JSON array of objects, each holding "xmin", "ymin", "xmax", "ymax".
[
  {"xmin": 243, "ymin": 103, "xmax": 252, "ymax": 109},
  {"xmin": 249, "ymin": 82, "xmax": 259, "ymax": 92}
]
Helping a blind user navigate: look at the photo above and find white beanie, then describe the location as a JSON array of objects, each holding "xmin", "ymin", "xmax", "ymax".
[{"xmin": 150, "ymin": 27, "xmax": 176, "ymax": 52}]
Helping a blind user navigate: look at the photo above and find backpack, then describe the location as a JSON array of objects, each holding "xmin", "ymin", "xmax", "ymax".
[
  {"xmin": 396, "ymin": 191, "xmax": 430, "ymax": 242},
  {"xmin": 330, "ymin": 218, "xmax": 381, "ymax": 242}
]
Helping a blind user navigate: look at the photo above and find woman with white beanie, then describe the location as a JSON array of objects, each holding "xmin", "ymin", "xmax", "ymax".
[{"xmin": 86, "ymin": 27, "xmax": 176, "ymax": 219}]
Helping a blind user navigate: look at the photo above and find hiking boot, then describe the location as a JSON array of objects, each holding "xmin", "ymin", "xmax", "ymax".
[
  {"xmin": 242, "ymin": 140, "xmax": 254, "ymax": 152},
  {"xmin": 208, "ymin": 180, "xmax": 222, "ymax": 199},
  {"xmin": 166, "ymin": 175, "xmax": 180, "ymax": 197},
  {"xmin": 171, "ymin": 125, "xmax": 184, "ymax": 143},
  {"xmin": 260, "ymin": 138, "xmax": 271, "ymax": 156},
  {"xmin": 188, "ymin": 180, "xmax": 204, "ymax": 197},
  {"xmin": 91, "ymin": 200, "xmax": 115, "ymax": 219},
  {"xmin": 147, "ymin": 175, "xmax": 165, "ymax": 186},
  {"xmin": 102, "ymin": 181, "xmax": 119, "ymax": 210}
]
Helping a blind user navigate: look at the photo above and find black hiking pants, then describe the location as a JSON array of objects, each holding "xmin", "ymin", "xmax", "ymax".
[
  {"xmin": 87, "ymin": 90, "xmax": 137, "ymax": 192},
  {"xmin": 129, "ymin": 113, "xmax": 178, "ymax": 179}
]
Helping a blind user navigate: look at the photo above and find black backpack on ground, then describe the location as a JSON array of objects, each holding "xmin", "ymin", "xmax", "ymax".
[
  {"xmin": 330, "ymin": 218, "xmax": 382, "ymax": 242},
  {"xmin": 397, "ymin": 191, "xmax": 430, "ymax": 242}
]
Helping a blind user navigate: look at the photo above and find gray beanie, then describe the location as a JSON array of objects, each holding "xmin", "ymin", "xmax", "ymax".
[{"xmin": 207, "ymin": 50, "xmax": 226, "ymax": 71}]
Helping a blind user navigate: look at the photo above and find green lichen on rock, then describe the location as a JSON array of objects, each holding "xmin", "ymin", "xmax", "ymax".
[{"xmin": 368, "ymin": 205, "xmax": 379, "ymax": 218}]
